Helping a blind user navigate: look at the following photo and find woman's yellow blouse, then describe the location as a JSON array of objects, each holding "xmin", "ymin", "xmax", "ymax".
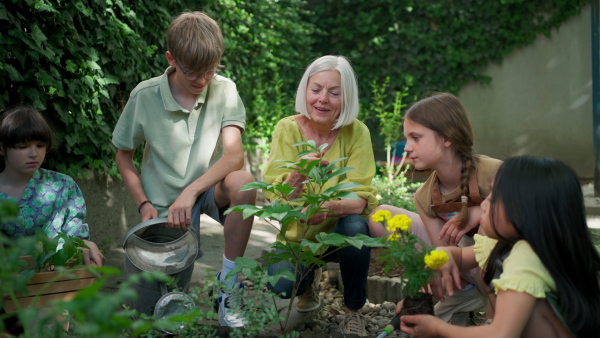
[{"xmin": 263, "ymin": 116, "xmax": 378, "ymax": 244}]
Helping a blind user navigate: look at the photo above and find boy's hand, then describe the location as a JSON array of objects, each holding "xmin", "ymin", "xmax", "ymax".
[
  {"xmin": 141, "ymin": 203, "xmax": 158, "ymax": 222},
  {"xmin": 168, "ymin": 189, "xmax": 197, "ymax": 229}
]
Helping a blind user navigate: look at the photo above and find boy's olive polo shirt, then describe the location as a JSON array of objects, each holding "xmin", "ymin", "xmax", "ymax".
[{"xmin": 112, "ymin": 67, "xmax": 246, "ymax": 216}]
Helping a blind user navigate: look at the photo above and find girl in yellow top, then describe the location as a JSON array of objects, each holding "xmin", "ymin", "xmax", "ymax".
[
  {"xmin": 263, "ymin": 55, "xmax": 378, "ymax": 336},
  {"xmin": 399, "ymin": 156, "xmax": 600, "ymax": 337}
]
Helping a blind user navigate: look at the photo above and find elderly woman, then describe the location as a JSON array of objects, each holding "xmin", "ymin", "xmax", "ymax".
[{"xmin": 264, "ymin": 55, "xmax": 377, "ymax": 336}]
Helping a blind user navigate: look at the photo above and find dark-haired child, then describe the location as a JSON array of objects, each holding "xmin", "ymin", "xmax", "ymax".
[
  {"xmin": 399, "ymin": 156, "xmax": 600, "ymax": 337},
  {"xmin": 0, "ymin": 106, "xmax": 104, "ymax": 266}
]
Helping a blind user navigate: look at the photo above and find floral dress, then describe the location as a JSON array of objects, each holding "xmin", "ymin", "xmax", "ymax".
[{"xmin": 0, "ymin": 168, "xmax": 90, "ymax": 239}]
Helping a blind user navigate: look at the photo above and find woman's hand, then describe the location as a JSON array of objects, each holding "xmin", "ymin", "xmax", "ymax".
[
  {"xmin": 298, "ymin": 152, "xmax": 329, "ymax": 168},
  {"xmin": 300, "ymin": 201, "xmax": 333, "ymax": 225},
  {"xmin": 81, "ymin": 239, "xmax": 105, "ymax": 266},
  {"xmin": 294, "ymin": 152, "xmax": 329, "ymax": 176},
  {"xmin": 286, "ymin": 152, "xmax": 330, "ymax": 200}
]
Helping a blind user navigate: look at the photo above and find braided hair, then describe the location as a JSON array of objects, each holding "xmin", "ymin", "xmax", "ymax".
[{"xmin": 405, "ymin": 92, "xmax": 475, "ymax": 229}]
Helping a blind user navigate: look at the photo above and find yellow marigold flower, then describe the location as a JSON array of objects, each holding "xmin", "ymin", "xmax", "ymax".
[
  {"xmin": 372, "ymin": 210, "xmax": 392, "ymax": 223},
  {"xmin": 387, "ymin": 233, "xmax": 399, "ymax": 241},
  {"xmin": 424, "ymin": 250, "xmax": 449, "ymax": 269},
  {"xmin": 386, "ymin": 214, "xmax": 412, "ymax": 232}
]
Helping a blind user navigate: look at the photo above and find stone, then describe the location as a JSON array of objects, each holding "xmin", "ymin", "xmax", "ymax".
[{"xmin": 382, "ymin": 301, "xmax": 396, "ymax": 311}]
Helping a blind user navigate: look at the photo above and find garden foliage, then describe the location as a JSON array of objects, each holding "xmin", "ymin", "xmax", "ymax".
[
  {"xmin": 0, "ymin": 0, "xmax": 587, "ymax": 175},
  {"xmin": 226, "ymin": 141, "xmax": 384, "ymax": 331},
  {"xmin": 371, "ymin": 211, "xmax": 448, "ymax": 298},
  {"xmin": 0, "ymin": 0, "xmax": 315, "ymax": 177},
  {"xmin": 367, "ymin": 77, "xmax": 422, "ymax": 210}
]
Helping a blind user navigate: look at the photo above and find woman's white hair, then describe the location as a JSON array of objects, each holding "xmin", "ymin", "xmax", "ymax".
[{"xmin": 294, "ymin": 55, "xmax": 359, "ymax": 130}]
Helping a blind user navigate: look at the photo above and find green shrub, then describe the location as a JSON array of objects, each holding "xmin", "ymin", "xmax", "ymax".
[{"xmin": 227, "ymin": 141, "xmax": 384, "ymax": 332}]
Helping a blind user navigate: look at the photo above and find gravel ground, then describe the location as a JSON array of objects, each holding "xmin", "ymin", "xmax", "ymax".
[{"xmin": 242, "ymin": 270, "xmax": 410, "ymax": 337}]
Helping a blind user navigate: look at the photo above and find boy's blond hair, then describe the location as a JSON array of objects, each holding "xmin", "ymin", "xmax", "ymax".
[{"xmin": 167, "ymin": 11, "xmax": 224, "ymax": 74}]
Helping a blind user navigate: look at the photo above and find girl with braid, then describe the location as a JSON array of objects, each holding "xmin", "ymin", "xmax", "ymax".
[{"xmin": 368, "ymin": 92, "xmax": 502, "ymax": 322}]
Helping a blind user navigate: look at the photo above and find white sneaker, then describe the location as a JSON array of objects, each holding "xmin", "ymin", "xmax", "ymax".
[
  {"xmin": 215, "ymin": 272, "xmax": 247, "ymax": 328},
  {"xmin": 434, "ymin": 284, "xmax": 486, "ymax": 323}
]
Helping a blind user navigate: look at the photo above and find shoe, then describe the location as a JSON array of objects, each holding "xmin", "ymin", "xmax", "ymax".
[
  {"xmin": 296, "ymin": 267, "xmax": 322, "ymax": 313},
  {"xmin": 434, "ymin": 284, "xmax": 487, "ymax": 323},
  {"xmin": 339, "ymin": 311, "xmax": 368, "ymax": 336},
  {"xmin": 214, "ymin": 272, "xmax": 247, "ymax": 328}
]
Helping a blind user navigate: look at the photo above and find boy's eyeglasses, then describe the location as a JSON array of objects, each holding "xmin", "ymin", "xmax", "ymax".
[{"xmin": 173, "ymin": 59, "xmax": 218, "ymax": 81}]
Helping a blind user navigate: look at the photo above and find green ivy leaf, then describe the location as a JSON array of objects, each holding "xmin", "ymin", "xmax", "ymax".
[{"xmin": 30, "ymin": 24, "xmax": 48, "ymax": 46}]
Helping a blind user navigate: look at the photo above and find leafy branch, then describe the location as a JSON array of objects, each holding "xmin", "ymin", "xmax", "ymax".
[{"xmin": 226, "ymin": 140, "xmax": 383, "ymax": 331}]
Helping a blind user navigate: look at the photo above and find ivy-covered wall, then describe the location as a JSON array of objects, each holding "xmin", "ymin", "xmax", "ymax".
[
  {"xmin": 0, "ymin": 0, "xmax": 589, "ymax": 177},
  {"xmin": 305, "ymin": 0, "xmax": 588, "ymax": 101}
]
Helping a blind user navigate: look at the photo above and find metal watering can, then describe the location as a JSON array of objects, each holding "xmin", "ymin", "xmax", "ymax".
[{"xmin": 122, "ymin": 217, "xmax": 202, "ymax": 331}]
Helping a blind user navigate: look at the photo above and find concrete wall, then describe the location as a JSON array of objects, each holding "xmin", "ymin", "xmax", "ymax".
[
  {"xmin": 73, "ymin": 170, "xmax": 139, "ymax": 249},
  {"xmin": 459, "ymin": 4, "xmax": 593, "ymax": 178}
]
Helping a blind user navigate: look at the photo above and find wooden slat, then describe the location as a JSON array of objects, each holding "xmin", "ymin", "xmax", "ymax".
[
  {"xmin": 3, "ymin": 291, "xmax": 78, "ymax": 313},
  {"xmin": 3, "ymin": 256, "xmax": 98, "ymax": 313},
  {"xmin": 12, "ymin": 278, "xmax": 96, "ymax": 298},
  {"xmin": 27, "ymin": 268, "xmax": 95, "ymax": 285}
]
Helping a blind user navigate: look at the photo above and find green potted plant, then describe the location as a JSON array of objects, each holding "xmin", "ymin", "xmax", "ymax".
[
  {"xmin": 3, "ymin": 228, "xmax": 96, "ymax": 313},
  {"xmin": 225, "ymin": 140, "xmax": 384, "ymax": 332},
  {"xmin": 371, "ymin": 209, "xmax": 449, "ymax": 314}
]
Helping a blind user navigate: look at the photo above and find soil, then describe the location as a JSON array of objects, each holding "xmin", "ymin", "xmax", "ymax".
[
  {"xmin": 368, "ymin": 247, "xmax": 404, "ymax": 278},
  {"xmin": 401, "ymin": 292, "xmax": 434, "ymax": 315}
]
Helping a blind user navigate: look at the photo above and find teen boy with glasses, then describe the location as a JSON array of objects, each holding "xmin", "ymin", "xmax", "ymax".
[{"xmin": 112, "ymin": 11, "xmax": 255, "ymax": 328}]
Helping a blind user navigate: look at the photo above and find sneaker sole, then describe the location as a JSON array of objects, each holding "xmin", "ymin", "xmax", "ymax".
[
  {"xmin": 296, "ymin": 299, "xmax": 321, "ymax": 313},
  {"xmin": 218, "ymin": 313, "xmax": 245, "ymax": 328}
]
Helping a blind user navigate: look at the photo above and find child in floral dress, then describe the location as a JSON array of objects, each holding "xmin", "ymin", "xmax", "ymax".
[{"xmin": 0, "ymin": 106, "xmax": 104, "ymax": 266}]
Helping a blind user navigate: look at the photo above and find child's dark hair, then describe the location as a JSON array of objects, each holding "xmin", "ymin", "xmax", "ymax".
[
  {"xmin": 405, "ymin": 92, "xmax": 475, "ymax": 229},
  {"xmin": 0, "ymin": 106, "xmax": 54, "ymax": 171},
  {"xmin": 483, "ymin": 156, "xmax": 600, "ymax": 336}
]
